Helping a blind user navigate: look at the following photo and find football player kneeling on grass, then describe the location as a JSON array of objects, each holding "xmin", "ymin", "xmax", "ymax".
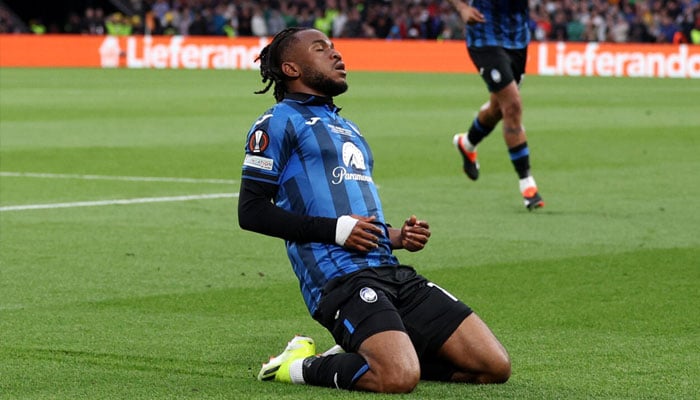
[{"xmin": 238, "ymin": 27, "xmax": 511, "ymax": 393}]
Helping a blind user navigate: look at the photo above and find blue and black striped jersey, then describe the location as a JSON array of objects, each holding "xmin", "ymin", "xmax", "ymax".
[
  {"xmin": 466, "ymin": 0, "xmax": 531, "ymax": 49},
  {"xmin": 241, "ymin": 94, "xmax": 399, "ymax": 315}
]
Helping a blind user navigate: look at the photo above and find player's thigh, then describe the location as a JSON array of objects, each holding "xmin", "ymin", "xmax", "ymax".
[
  {"xmin": 399, "ymin": 278, "xmax": 473, "ymax": 358},
  {"xmin": 437, "ymin": 312, "xmax": 510, "ymax": 373},
  {"xmin": 468, "ymin": 46, "xmax": 516, "ymax": 92},
  {"xmin": 492, "ymin": 82, "xmax": 523, "ymax": 119}
]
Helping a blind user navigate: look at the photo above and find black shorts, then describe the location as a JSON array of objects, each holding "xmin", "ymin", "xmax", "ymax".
[
  {"xmin": 312, "ymin": 266, "xmax": 473, "ymax": 359},
  {"xmin": 467, "ymin": 46, "xmax": 528, "ymax": 92}
]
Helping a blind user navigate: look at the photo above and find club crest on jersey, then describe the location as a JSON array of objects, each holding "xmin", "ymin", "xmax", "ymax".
[
  {"xmin": 359, "ymin": 287, "xmax": 377, "ymax": 303},
  {"xmin": 248, "ymin": 129, "xmax": 269, "ymax": 153}
]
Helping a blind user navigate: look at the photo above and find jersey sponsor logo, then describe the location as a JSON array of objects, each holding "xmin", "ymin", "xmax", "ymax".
[
  {"xmin": 243, "ymin": 154, "xmax": 273, "ymax": 171},
  {"xmin": 342, "ymin": 142, "xmax": 366, "ymax": 170},
  {"xmin": 331, "ymin": 142, "xmax": 373, "ymax": 185},
  {"xmin": 331, "ymin": 168, "xmax": 373, "ymax": 185},
  {"xmin": 248, "ymin": 129, "xmax": 269, "ymax": 153},
  {"xmin": 359, "ymin": 287, "xmax": 377, "ymax": 303}
]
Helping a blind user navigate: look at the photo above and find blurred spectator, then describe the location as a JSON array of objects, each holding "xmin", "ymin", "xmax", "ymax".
[
  {"xmin": 313, "ymin": 8, "xmax": 335, "ymax": 37},
  {"xmin": 105, "ymin": 12, "xmax": 132, "ymax": 35},
  {"xmin": 0, "ymin": 4, "xmax": 25, "ymax": 33},
  {"xmin": 340, "ymin": 6, "xmax": 365, "ymax": 37},
  {"xmin": 236, "ymin": 5, "xmax": 253, "ymax": 36},
  {"xmin": 82, "ymin": 7, "xmax": 105, "ymax": 35},
  {"xmin": 532, "ymin": 4, "xmax": 552, "ymax": 41},
  {"xmin": 152, "ymin": 0, "xmax": 170, "ymax": 23},
  {"xmin": 267, "ymin": 9, "xmax": 286, "ymax": 36},
  {"xmin": 189, "ymin": 9, "xmax": 208, "ymax": 35},
  {"xmin": 296, "ymin": 6, "xmax": 316, "ymax": 29},
  {"xmin": 251, "ymin": 5, "xmax": 267, "ymax": 36},
  {"xmin": 691, "ymin": 15, "xmax": 700, "ymax": 44},
  {"xmin": 657, "ymin": 10, "xmax": 680, "ymax": 42},
  {"xmin": 63, "ymin": 12, "xmax": 82, "ymax": 34},
  {"xmin": 608, "ymin": 12, "xmax": 630, "ymax": 42},
  {"xmin": 29, "ymin": 18, "xmax": 46, "ymax": 34},
  {"xmin": 550, "ymin": 10, "xmax": 568, "ymax": 41},
  {"xmin": 565, "ymin": 3, "xmax": 585, "ymax": 41}
]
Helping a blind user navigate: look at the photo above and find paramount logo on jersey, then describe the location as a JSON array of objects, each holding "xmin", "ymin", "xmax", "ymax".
[
  {"xmin": 331, "ymin": 142, "xmax": 373, "ymax": 185},
  {"xmin": 342, "ymin": 142, "xmax": 365, "ymax": 170}
]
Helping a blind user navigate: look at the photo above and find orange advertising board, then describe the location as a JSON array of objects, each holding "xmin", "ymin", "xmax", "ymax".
[{"xmin": 1, "ymin": 34, "xmax": 698, "ymax": 78}]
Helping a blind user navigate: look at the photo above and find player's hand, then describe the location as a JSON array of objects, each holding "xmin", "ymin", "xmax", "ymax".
[
  {"xmin": 458, "ymin": 4, "xmax": 485, "ymax": 25},
  {"xmin": 342, "ymin": 215, "xmax": 384, "ymax": 252},
  {"xmin": 400, "ymin": 215, "xmax": 431, "ymax": 252}
]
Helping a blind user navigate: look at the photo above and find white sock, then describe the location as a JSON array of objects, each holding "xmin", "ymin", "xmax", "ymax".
[
  {"xmin": 464, "ymin": 137, "xmax": 477, "ymax": 152},
  {"xmin": 453, "ymin": 133, "xmax": 476, "ymax": 152},
  {"xmin": 519, "ymin": 176, "xmax": 537, "ymax": 193},
  {"xmin": 288, "ymin": 358, "xmax": 306, "ymax": 384}
]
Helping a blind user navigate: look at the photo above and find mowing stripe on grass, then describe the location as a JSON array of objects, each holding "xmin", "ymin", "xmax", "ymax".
[
  {"xmin": 0, "ymin": 172, "xmax": 237, "ymax": 185},
  {"xmin": 0, "ymin": 193, "xmax": 238, "ymax": 212}
]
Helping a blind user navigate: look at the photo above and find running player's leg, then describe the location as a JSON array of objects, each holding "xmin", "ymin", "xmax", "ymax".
[{"xmin": 494, "ymin": 47, "xmax": 544, "ymax": 209}]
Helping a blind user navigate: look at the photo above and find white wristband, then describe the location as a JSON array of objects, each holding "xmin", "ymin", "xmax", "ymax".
[{"xmin": 335, "ymin": 215, "xmax": 358, "ymax": 246}]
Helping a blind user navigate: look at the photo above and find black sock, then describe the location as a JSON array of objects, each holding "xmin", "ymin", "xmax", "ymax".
[
  {"xmin": 303, "ymin": 353, "xmax": 369, "ymax": 390},
  {"xmin": 509, "ymin": 142, "xmax": 531, "ymax": 179},
  {"xmin": 467, "ymin": 117, "xmax": 494, "ymax": 147}
]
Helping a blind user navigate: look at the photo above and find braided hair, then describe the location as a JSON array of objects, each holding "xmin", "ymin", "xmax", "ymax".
[{"xmin": 255, "ymin": 27, "xmax": 312, "ymax": 103}]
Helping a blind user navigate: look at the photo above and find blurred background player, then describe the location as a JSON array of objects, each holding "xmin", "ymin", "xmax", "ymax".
[{"xmin": 447, "ymin": 0, "xmax": 544, "ymax": 210}]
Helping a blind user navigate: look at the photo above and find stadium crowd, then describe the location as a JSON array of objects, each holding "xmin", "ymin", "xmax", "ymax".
[{"xmin": 2, "ymin": 0, "xmax": 700, "ymax": 44}]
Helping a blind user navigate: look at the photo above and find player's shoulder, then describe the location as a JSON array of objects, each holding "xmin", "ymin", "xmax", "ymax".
[
  {"xmin": 251, "ymin": 103, "xmax": 292, "ymax": 128},
  {"xmin": 265, "ymin": 101, "xmax": 310, "ymax": 122}
]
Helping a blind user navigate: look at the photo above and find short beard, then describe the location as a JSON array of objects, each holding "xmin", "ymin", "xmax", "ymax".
[{"xmin": 300, "ymin": 66, "xmax": 348, "ymax": 97}]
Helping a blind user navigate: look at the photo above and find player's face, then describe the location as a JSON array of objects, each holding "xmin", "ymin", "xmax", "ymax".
[{"xmin": 292, "ymin": 29, "xmax": 348, "ymax": 97}]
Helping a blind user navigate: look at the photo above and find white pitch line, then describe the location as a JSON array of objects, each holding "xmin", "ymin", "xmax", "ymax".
[
  {"xmin": 0, "ymin": 193, "xmax": 238, "ymax": 212},
  {"xmin": 0, "ymin": 172, "xmax": 236, "ymax": 185}
]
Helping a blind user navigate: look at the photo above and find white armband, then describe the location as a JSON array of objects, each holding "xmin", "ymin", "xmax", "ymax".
[{"xmin": 335, "ymin": 215, "xmax": 359, "ymax": 246}]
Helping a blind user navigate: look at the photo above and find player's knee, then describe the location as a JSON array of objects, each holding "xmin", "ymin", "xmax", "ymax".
[
  {"xmin": 377, "ymin": 364, "xmax": 420, "ymax": 393},
  {"xmin": 501, "ymin": 100, "xmax": 522, "ymax": 119},
  {"xmin": 485, "ymin": 355, "xmax": 511, "ymax": 384}
]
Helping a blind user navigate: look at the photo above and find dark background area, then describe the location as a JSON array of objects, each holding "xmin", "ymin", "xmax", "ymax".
[{"xmin": 4, "ymin": 0, "xmax": 117, "ymax": 30}]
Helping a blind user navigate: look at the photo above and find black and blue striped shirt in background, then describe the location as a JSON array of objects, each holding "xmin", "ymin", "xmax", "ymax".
[{"xmin": 466, "ymin": 0, "xmax": 531, "ymax": 49}]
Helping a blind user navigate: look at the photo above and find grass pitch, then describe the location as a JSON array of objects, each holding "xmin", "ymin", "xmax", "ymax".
[{"xmin": 1, "ymin": 67, "xmax": 698, "ymax": 399}]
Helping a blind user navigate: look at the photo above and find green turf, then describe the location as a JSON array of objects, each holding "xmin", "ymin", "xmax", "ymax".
[{"xmin": 1, "ymin": 67, "xmax": 698, "ymax": 399}]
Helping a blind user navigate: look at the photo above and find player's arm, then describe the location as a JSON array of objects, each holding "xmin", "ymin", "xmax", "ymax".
[
  {"xmin": 238, "ymin": 178, "xmax": 336, "ymax": 243},
  {"xmin": 388, "ymin": 215, "xmax": 431, "ymax": 252},
  {"xmin": 446, "ymin": 0, "xmax": 486, "ymax": 25},
  {"xmin": 238, "ymin": 178, "xmax": 382, "ymax": 251}
]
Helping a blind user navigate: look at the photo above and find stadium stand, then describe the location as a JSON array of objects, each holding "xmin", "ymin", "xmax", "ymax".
[{"xmin": 2, "ymin": 0, "xmax": 699, "ymax": 44}]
